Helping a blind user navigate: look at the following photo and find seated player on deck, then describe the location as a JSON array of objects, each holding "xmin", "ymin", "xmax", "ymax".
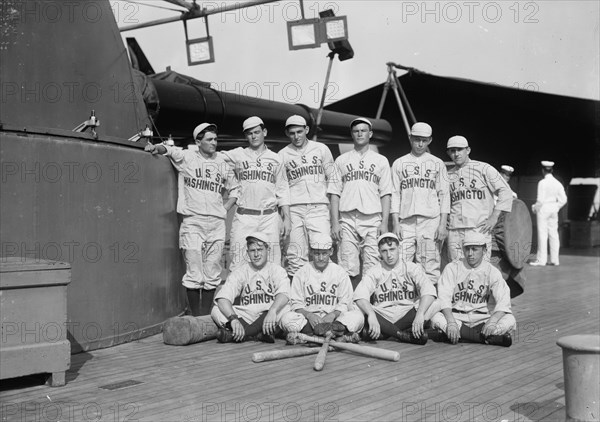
[
  {"xmin": 279, "ymin": 236, "xmax": 363, "ymax": 343},
  {"xmin": 430, "ymin": 231, "xmax": 516, "ymax": 347},
  {"xmin": 350, "ymin": 233, "xmax": 436, "ymax": 345},
  {"xmin": 211, "ymin": 232, "xmax": 290, "ymax": 343}
]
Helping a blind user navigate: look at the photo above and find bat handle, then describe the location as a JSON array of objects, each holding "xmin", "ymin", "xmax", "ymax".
[{"xmin": 314, "ymin": 332, "xmax": 333, "ymax": 371}]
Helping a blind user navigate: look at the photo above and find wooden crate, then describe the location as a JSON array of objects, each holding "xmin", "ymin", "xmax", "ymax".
[
  {"xmin": 569, "ymin": 220, "xmax": 600, "ymax": 248},
  {"xmin": 0, "ymin": 258, "xmax": 71, "ymax": 386}
]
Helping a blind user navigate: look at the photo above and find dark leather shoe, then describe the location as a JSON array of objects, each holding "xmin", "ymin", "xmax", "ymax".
[
  {"xmin": 395, "ymin": 329, "xmax": 428, "ymax": 345},
  {"xmin": 481, "ymin": 332, "xmax": 512, "ymax": 347},
  {"xmin": 216, "ymin": 328, "xmax": 234, "ymax": 343}
]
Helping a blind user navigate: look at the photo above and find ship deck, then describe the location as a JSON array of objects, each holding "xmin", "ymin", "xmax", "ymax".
[{"xmin": 1, "ymin": 249, "xmax": 599, "ymax": 422}]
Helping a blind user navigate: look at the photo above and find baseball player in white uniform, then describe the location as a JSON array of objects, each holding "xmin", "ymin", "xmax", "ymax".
[
  {"xmin": 223, "ymin": 116, "xmax": 291, "ymax": 271},
  {"xmin": 279, "ymin": 235, "xmax": 363, "ymax": 341},
  {"xmin": 278, "ymin": 115, "xmax": 334, "ymax": 278},
  {"xmin": 530, "ymin": 161, "xmax": 567, "ymax": 266},
  {"xmin": 350, "ymin": 233, "xmax": 437, "ymax": 345},
  {"xmin": 430, "ymin": 231, "xmax": 516, "ymax": 346},
  {"xmin": 328, "ymin": 117, "xmax": 393, "ymax": 287},
  {"xmin": 391, "ymin": 122, "xmax": 450, "ymax": 284},
  {"xmin": 212, "ymin": 232, "xmax": 290, "ymax": 343},
  {"xmin": 145, "ymin": 123, "xmax": 239, "ymax": 316},
  {"xmin": 446, "ymin": 135, "xmax": 513, "ymax": 261}
]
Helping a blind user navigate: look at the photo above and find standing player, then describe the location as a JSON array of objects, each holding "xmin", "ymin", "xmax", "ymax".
[
  {"xmin": 223, "ymin": 116, "xmax": 291, "ymax": 270},
  {"xmin": 430, "ymin": 232, "xmax": 516, "ymax": 346},
  {"xmin": 351, "ymin": 233, "xmax": 436, "ymax": 345},
  {"xmin": 391, "ymin": 122, "xmax": 449, "ymax": 284},
  {"xmin": 328, "ymin": 117, "xmax": 393, "ymax": 287},
  {"xmin": 211, "ymin": 233, "xmax": 290, "ymax": 343},
  {"xmin": 278, "ymin": 115, "xmax": 334, "ymax": 278},
  {"xmin": 145, "ymin": 123, "xmax": 239, "ymax": 316},
  {"xmin": 279, "ymin": 236, "xmax": 363, "ymax": 341},
  {"xmin": 446, "ymin": 135, "xmax": 513, "ymax": 261},
  {"xmin": 530, "ymin": 161, "xmax": 567, "ymax": 266}
]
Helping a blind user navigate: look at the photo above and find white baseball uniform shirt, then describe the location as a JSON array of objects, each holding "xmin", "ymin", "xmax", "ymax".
[
  {"xmin": 164, "ymin": 147, "xmax": 239, "ymax": 218},
  {"xmin": 354, "ymin": 261, "xmax": 436, "ymax": 322},
  {"xmin": 289, "ymin": 261, "xmax": 353, "ymax": 316},
  {"xmin": 215, "ymin": 262, "xmax": 290, "ymax": 324},
  {"xmin": 436, "ymin": 259, "xmax": 513, "ymax": 316},
  {"xmin": 328, "ymin": 149, "xmax": 393, "ymax": 214},
  {"xmin": 278, "ymin": 140, "xmax": 334, "ymax": 205},
  {"xmin": 222, "ymin": 147, "xmax": 290, "ymax": 210},
  {"xmin": 448, "ymin": 160, "xmax": 513, "ymax": 229},
  {"xmin": 391, "ymin": 152, "xmax": 450, "ymax": 218}
]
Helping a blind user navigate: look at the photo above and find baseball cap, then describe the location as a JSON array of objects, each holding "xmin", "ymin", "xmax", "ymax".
[
  {"xmin": 500, "ymin": 165, "xmax": 515, "ymax": 174},
  {"xmin": 377, "ymin": 232, "xmax": 400, "ymax": 244},
  {"xmin": 246, "ymin": 232, "xmax": 270, "ymax": 246},
  {"xmin": 193, "ymin": 123, "xmax": 217, "ymax": 140},
  {"xmin": 447, "ymin": 136, "xmax": 469, "ymax": 149},
  {"xmin": 462, "ymin": 232, "xmax": 488, "ymax": 247},
  {"xmin": 285, "ymin": 115, "xmax": 307, "ymax": 128},
  {"xmin": 541, "ymin": 160, "xmax": 555, "ymax": 168},
  {"xmin": 350, "ymin": 117, "xmax": 372, "ymax": 129},
  {"xmin": 309, "ymin": 235, "xmax": 333, "ymax": 250},
  {"xmin": 242, "ymin": 116, "xmax": 264, "ymax": 132},
  {"xmin": 410, "ymin": 122, "xmax": 432, "ymax": 138}
]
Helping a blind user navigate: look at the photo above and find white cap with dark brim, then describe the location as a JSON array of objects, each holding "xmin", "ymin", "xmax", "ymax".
[
  {"xmin": 193, "ymin": 123, "xmax": 217, "ymax": 140},
  {"xmin": 285, "ymin": 115, "xmax": 307, "ymax": 128},
  {"xmin": 377, "ymin": 232, "xmax": 400, "ymax": 244},
  {"xmin": 309, "ymin": 235, "xmax": 333, "ymax": 250},
  {"xmin": 350, "ymin": 117, "xmax": 372, "ymax": 129},
  {"xmin": 447, "ymin": 135, "xmax": 469, "ymax": 149},
  {"xmin": 246, "ymin": 232, "xmax": 270, "ymax": 245},
  {"xmin": 462, "ymin": 232, "xmax": 488, "ymax": 247},
  {"xmin": 410, "ymin": 122, "xmax": 432, "ymax": 138},
  {"xmin": 243, "ymin": 116, "xmax": 264, "ymax": 132}
]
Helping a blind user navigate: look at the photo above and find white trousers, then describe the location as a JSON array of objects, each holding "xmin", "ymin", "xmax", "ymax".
[
  {"xmin": 286, "ymin": 204, "xmax": 331, "ymax": 276},
  {"xmin": 279, "ymin": 309, "xmax": 364, "ymax": 333},
  {"xmin": 536, "ymin": 204, "xmax": 560, "ymax": 264}
]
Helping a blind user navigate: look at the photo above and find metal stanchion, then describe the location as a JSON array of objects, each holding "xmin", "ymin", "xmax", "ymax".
[{"xmin": 556, "ymin": 335, "xmax": 600, "ymax": 421}]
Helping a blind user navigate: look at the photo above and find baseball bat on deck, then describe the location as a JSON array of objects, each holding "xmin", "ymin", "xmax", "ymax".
[
  {"xmin": 292, "ymin": 333, "xmax": 400, "ymax": 362},
  {"xmin": 313, "ymin": 332, "xmax": 333, "ymax": 371},
  {"xmin": 252, "ymin": 346, "xmax": 335, "ymax": 363}
]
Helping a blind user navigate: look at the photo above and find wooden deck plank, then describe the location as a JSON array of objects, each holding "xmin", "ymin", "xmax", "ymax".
[{"xmin": 1, "ymin": 252, "xmax": 598, "ymax": 422}]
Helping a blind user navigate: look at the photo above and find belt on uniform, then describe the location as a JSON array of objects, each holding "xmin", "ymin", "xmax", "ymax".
[
  {"xmin": 452, "ymin": 309, "xmax": 488, "ymax": 314},
  {"xmin": 236, "ymin": 206, "xmax": 277, "ymax": 216}
]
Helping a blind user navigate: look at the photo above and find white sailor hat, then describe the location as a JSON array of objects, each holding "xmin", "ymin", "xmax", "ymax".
[
  {"xmin": 463, "ymin": 232, "xmax": 488, "ymax": 247},
  {"xmin": 242, "ymin": 116, "xmax": 264, "ymax": 132},
  {"xmin": 285, "ymin": 115, "xmax": 307, "ymax": 128},
  {"xmin": 541, "ymin": 160, "xmax": 555, "ymax": 168},
  {"xmin": 410, "ymin": 122, "xmax": 432, "ymax": 138},
  {"xmin": 193, "ymin": 123, "xmax": 217, "ymax": 140},
  {"xmin": 350, "ymin": 117, "xmax": 372, "ymax": 129},
  {"xmin": 309, "ymin": 235, "xmax": 333, "ymax": 250},
  {"xmin": 246, "ymin": 232, "xmax": 270, "ymax": 246},
  {"xmin": 500, "ymin": 165, "xmax": 515, "ymax": 174},
  {"xmin": 377, "ymin": 232, "xmax": 400, "ymax": 244},
  {"xmin": 447, "ymin": 136, "xmax": 469, "ymax": 149}
]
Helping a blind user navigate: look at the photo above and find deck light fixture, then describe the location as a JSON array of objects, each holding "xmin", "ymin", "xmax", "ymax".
[
  {"xmin": 287, "ymin": 12, "xmax": 348, "ymax": 51},
  {"xmin": 183, "ymin": 15, "xmax": 214, "ymax": 65}
]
